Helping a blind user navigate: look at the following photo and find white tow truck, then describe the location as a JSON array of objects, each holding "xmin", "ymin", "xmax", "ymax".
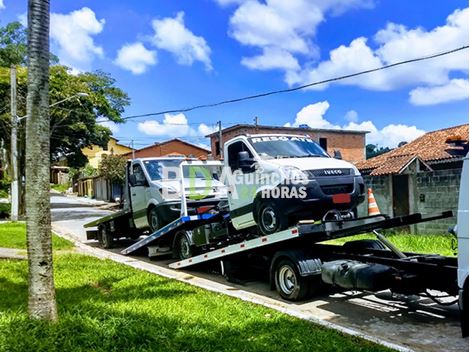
[{"xmin": 85, "ymin": 139, "xmax": 468, "ymax": 337}]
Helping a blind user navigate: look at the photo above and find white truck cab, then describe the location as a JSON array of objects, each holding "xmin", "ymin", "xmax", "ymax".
[
  {"xmin": 128, "ymin": 157, "xmax": 227, "ymax": 232},
  {"xmin": 223, "ymin": 134, "xmax": 365, "ymax": 234}
]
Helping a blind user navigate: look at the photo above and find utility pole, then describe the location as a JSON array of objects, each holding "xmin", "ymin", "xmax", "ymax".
[
  {"xmin": 10, "ymin": 65, "xmax": 19, "ymax": 222},
  {"xmin": 217, "ymin": 121, "xmax": 223, "ymax": 159},
  {"xmin": 254, "ymin": 116, "xmax": 259, "ymax": 128},
  {"xmin": 131, "ymin": 140, "xmax": 135, "ymax": 159}
]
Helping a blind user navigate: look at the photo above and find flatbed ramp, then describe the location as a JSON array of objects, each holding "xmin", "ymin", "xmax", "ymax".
[
  {"xmin": 121, "ymin": 212, "xmax": 225, "ymax": 255},
  {"xmin": 169, "ymin": 211, "xmax": 453, "ymax": 269}
]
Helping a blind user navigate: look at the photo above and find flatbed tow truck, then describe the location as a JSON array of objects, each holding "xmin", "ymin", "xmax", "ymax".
[{"xmin": 85, "ymin": 157, "xmax": 469, "ymax": 336}]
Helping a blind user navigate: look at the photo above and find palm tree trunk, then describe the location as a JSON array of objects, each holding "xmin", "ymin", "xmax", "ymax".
[{"xmin": 25, "ymin": 0, "xmax": 57, "ymax": 321}]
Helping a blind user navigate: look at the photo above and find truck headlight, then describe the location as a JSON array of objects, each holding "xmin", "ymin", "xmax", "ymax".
[
  {"xmin": 159, "ymin": 186, "xmax": 179, "ymax": 199},
  {"xmin": 280, "ymin": 166, "xmax": 309, "ymax": 184}
]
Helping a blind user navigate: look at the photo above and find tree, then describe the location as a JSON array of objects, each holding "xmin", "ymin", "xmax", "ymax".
[
  {"xmin": 0, "ymin": 21, "xmax": 130, "ymax": 169},
  {"xmin": 98, "ymin": 154, "xmax": 126, "ymax": 184},
  {"xmin": 25, "ymin": 0, "xmax": 57, "ymax": 320},
  {"xmin": 366, "ymin": 144, "xmax": 391, "ymax": 159},
  {"xmin": 0, "ymin": 21, "xmax": 58, "ymax": 67}
]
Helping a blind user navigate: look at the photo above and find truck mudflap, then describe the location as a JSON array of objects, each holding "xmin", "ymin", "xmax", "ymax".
[
  {"xmin": 86, "ymin": 230, "xmax": 98, "ymax": 240},
  {"xmin": 321, "ymin": 260, "xmax": 396, "ymax": 291}
]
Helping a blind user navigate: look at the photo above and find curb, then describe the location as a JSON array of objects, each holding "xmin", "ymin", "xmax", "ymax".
[
  {"xmin": 52, "ymin": 223, "xmax": 414, "ymax": 352},
  {"xmin": 0, "ymin": 247, "xmax": 27, "ymax": 260}
]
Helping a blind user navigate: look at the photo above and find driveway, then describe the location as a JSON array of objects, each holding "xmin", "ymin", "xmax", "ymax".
[{"xmin": 50, "ymin": 194, "xmax": 468, "ymax": 352}]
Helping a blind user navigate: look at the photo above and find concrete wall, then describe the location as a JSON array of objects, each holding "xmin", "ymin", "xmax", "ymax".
[
  {"xmin": 359, "ymin": 175, "xmax": 392, "ymax": 218},
  {"xmin": 361, "ymin": 168, "xmax": 461, "ymax": 234},
  {"xmin": 210, "ymin": 127, "xmax": 366, "ymax": 163},
  {"xmin": 414, "ymin": 169, "xmax": 461, "ymax": 234}
]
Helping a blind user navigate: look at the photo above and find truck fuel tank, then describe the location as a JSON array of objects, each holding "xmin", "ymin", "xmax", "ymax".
[{"xmin": 321, "ymin": 260, "xmax": 395, "ymax": 291}]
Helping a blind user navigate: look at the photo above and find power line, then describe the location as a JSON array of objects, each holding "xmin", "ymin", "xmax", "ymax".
[{"xmin": 106, "ymin": 45, "xmax": 468, "ymax": 123}]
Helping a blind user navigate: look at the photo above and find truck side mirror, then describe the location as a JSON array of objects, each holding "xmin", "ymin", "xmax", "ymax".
[
  {"xmin": 238, "ymin": 151, "xmax": 254, "ymax": 172},
  {"xmin": 129, "ymin": 174, "xmax": 137, "ymax": 187},
  {"xmin": 334, "ymin": 150, "xmax": 342, "ymax": 160}
]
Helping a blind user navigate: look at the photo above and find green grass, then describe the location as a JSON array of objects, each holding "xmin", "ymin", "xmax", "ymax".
[
  {"xmin": 0, "ymin": 222, "xmax": 74, "ymax": 250},
  {"xmin": 325, "ymin": 232, "xmax": 457, "ymax": 257},
  {"xmin": 50, "ymin": 183, "xmax": 70, "ymax": 193},
  {"xmin": 0, "ymin": 254, "xmax": 390, "ymax": 352},
  {"xmin": 0, "ymin": 189, "xmax": 8, "ymax": 198}
]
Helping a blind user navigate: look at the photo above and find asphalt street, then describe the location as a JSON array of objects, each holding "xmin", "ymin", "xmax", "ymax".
[{"xmin": 50, "ymin": 194, "xmax": 468, "ymax": 352}]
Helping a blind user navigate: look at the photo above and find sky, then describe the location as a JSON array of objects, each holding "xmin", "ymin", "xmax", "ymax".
[{"xmin": 1, "ymin": 0, "xmax": 468, "ymax": 150}]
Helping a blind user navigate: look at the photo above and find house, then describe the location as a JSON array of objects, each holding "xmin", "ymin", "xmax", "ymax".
[
  {"xmin": 121, "ymin": 138, "xmax": 210, "ymax": 159},
  {"xmin": 50, "ymin": 166, "xmax": 70, "ymax": 185},
  {"xmin": 81, "ymin": 137, "xmax": 134, "ymax": 168},
  {"xmin": 206, "ymin": 124, "xmax": 368, "ymax": 163},
  {"xmin": 356, "ymin": 124, "xmax": 469, "ymax": 233}
]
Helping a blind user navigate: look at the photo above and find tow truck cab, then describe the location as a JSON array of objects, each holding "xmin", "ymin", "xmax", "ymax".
[
  {"xmin": 128, "ymin": 157, "xmax": 227, "ymax": 232},
  {"xmin": 223, "ymin": 134, "xmax": 365, "ymax": 235}
]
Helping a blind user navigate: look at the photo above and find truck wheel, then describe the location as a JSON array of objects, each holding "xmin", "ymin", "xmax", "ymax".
[
  {"xmin": 274, "ymin": 259, "xmax": 309, "ymax": 301},
  {"xmin": 174, "ymin": 232, "xmax": 193, "ymax": 260},
  {"xmin": 258, "ymin": 201, "xmax": 288, "ymax": 235},
  {"xmin": 98, "ymin": 225, "xmax": 113, "ymax": 249},
  {"xmin": 148, "ymin": 207, "xmax": 160, "ymax": 233}
]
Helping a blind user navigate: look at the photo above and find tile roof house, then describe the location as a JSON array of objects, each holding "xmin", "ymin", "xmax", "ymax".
[
  {"xmin": 356, "ymin": 124, "xmax": 469, "ymax": 176},
  {"xmin": 355, "ymin": 124, "xmax": 468, "ymax": 234},
  {"xmin": 121, "ymin": 138, "xmax": 210, "ymax": 159}
]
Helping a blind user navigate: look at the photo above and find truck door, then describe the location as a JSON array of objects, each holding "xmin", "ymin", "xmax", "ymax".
[
  {"xmin": 226, "ymin": 140, "xmax": 257, "ymax": 229},
  {"xmin": 130, "ymin": 162, "xmax": 149, "ymax": 229}
]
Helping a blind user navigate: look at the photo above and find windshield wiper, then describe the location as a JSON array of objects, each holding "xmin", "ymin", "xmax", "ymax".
[{"xmin": 293, "ymin": 154, "xmax": 323, "ymax": 158}]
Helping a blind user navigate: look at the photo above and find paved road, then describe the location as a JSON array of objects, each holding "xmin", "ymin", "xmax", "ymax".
[{"xmin": 51, "ymin": 194, "xmax": 468, "ymax": 352}]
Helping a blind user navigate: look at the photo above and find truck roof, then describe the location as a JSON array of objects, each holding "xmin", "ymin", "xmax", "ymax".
[
  {"xmin": 240, "ymin": 133, "xmax": 314, "ymax": 139},
  {"xmin": 129, "ymin": 156, "xmax": 191, "ymax": 162}
]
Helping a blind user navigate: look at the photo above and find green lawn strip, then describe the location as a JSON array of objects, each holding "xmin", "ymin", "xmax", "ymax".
[
  {"xmin": 50, "ymin": 183, "xmax": 70, "ymax": 193},
  {"xmin": 0, "ymin": 222, "xmax": 74, "ymax": 250},
  {"xmin": 324, "ymin": 232, "xmax": 456, "ymax": 257},
  {"xmin": 0, "ymin": 254, "xmax": 390, "ymax": 352}
]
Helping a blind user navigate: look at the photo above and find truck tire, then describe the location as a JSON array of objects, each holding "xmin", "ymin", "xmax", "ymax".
[
  {"xmin": 98, "ymin": 225, "xmax": 113, "ymax": 249},
  {"xmin": 257, "ymin": 201, "xmax": 288, "ymax": 235},
  {"xmin": 148, "ymin": 207, "xmax": 160, "ymax": 233},
  {"xmin": 174, "ymin": 231, "xmax": 194, "ymax": 260},
  {"xmin": 274, "ymin": 259, "xmax": 310, "ymax": 301}
]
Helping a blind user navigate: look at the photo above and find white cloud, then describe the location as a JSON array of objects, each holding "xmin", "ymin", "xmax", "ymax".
[
  {"xmin": 224, "ymin": 0, "xmax": 374, "ymax": 71},
  {"xmin": 288, "ymin": 7, "xmax": 469, "ymax": 103},
  {"xmin": 114, "ymin": 42, "xmax": 157, "ymax": 74},
  {"xmin": 285, "ymin": 101, "xmax": 425, "ymax": 148},
  {"xmin": 409, "ymin": 78, "xmax": 469, "ymax": 106},
  {"xmin": 0, "ymin": 0, "xmax": 5, "ymax": 10},
  {"xmin": 151, "ymin": 12, "xmax": 212, "ymax": 70},
  {"xmin": 241, "ymin": 47, "xmax": 300, "ymax": 71},
  {"xmin": 50, "ymin": 7, "xmax": 105, "ymax": 71},
  {"xmin": 198, "ymin": 123, "xmax": 217, "ymax": 136},
  {"xmin": 137, "ymin": 113, "xmax": 213, "ymax": 139},
  {"xmin": 214, "ymin": 0, "xmax": 246, "ymax": 6},
  {"xmin": 98, "ymin": 120, "xmax": 120, "ymax": 134},
  {"xmin": 344, "ymin": 110, "xmax": 358, "ymax": 122},
  {"xmin": 287, "ymin": 101, "xmax": 337, "ymax": 129}
]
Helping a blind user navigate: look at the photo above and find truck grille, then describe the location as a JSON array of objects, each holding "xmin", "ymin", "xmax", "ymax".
[
  {"xmin": 308, "ymin": 168, "xmax": 352, "ymax": 177},
  {"xmin": 320, "ymin": 184, "xmax": 353, "ymax": 195}
]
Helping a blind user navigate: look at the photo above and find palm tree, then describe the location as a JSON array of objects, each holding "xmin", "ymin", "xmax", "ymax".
[{"xmin": 25, "ymin": 0, "xmax": 57, "ymax": 320}]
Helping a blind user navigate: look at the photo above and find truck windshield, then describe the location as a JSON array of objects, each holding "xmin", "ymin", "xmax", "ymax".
[
  {"xmin": 143, "ymin": 159, "xmax": 215, "ymax": 181},
  {"xmin": 248, "ymin": 136, "xmax": 329, "ymax": 159}
]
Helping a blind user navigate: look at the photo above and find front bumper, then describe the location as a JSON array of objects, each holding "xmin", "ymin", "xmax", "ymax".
[
  {"xmin": 156, "ymin": 196, "xmax": 227, "ymax": 223},
  {"xmin": 270, "ymin": 175, "xmax": 365, "ymax": 217}
]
